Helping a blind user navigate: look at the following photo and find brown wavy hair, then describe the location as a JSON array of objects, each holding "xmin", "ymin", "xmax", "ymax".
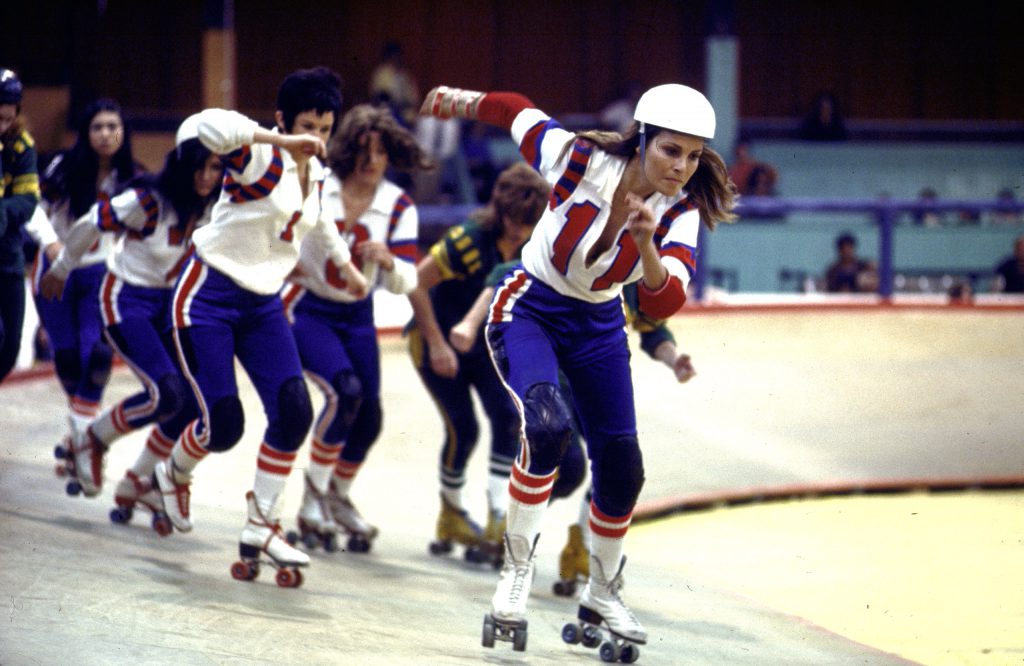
[
  {"xmin": 575, "ymin": 122, "xmax": 738, "ymax": 230},
  {"xmin": 327, "ymin": 104, "xmax": 433, "ymax": 179},
  {"xmin": 470, "ymin": 162, "xmax": 550, "ymax": 233}
]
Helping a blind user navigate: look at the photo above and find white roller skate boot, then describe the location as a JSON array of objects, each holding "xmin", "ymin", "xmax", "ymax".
[
  {"xmin": 327, "ymin": 479, "xmax": 378, "ymax": 553},
  {"xmin": 289, "ymin": 474, "xmax": 339, "ymax": 552},
  {"xmin": 232, "ymin": 490, "xmax": 309, "ymax": 588},
  {"xmin": 110, "ymin": 470, "xmax": 172, "ymax": 536},
  {"xmin": 152, "ymin": 459, "xmax": 193, "ymax": 532},
  {"xmin": 482, "ymin": 533, "xmax": 537, "ymax": 651},
  {"xmin": 63, "ymin": 428, "xmax": 107, "ymax": 497},
  {"xmin": 564, "ymin": 555, "xmax": 646, "ymax": 662}
]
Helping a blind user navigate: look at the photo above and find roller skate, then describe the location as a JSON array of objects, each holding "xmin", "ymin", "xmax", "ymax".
[
  {"xmin": 561, "ymin": 555, "xmax": 645, "ymax": 663},
  {"xmin": 152, "ymin": 459, "xmax": 193, "ymax": 532},
  {"xmin": 428, "ymin": 495, "xmax": 487, "ymax": 563},
  {"xmin": 326, "ymin": 479, "xmax": 378, "ymax": 553},
  {"xmin": 53, "ymin": 428, "xmax": 107, "ymax": 497},
  {"xmin": 553, "ymin": 524, "xmax": 590, "ymax": 596},
  {"xmin": 479, "ymin": 507, "xmax": 506, "ymax": 569},
  {"xmin": 109, "ymin": 470, "xmax": 173, "ymax": 536},
  {"xmin": 286, "ymin": 474, "xmax": 339, "ymax": 552},
  {"xmin": 482, "ymin": 533, "xmax": 537, "ymax": 652},
  {"xmin": 231, "ymin": 490, "xmax": 309, "ymax": 588}
]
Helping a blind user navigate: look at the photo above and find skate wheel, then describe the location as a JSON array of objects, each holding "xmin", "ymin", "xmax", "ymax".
[
  {"xmin": 109, "ymin": 506, "xmax": 133, "ymax": 524},
  {"xmin": 275, "ymin": 567, "xmax": 301, "ymax": 588},
  {"xmin": 482, "ymin": 614, "xmax": 496, "ymax": 648},
  {"xmin": 230, "ymin": 560, "xmax": 258, "ymax": 581},
  {"xmin": 301, "ymin": 532, "xmax": 319, "ymax": 551},
  {"xmin": 620, "ymin": 643, "xmax": 640, "ymax": 663},
  {"xmin": 561, "ymin": 622, "xmax": 582, "ymax": 645},
  {"xmin": 428, "ymin": 540, "xmax": 452, "ymax": 556},
  {"xmin": 322, "ymin": 533, "xmax": 338, "ymax": 553},
  {"xmin": 285, "ymin": 530, "xmax": 299, "ymax": 546},
  {"xmin": 347, "ymin": 534, "xmax": 371, "ymax": 553},
  {"xmin": 599, "ymin": 640, "xmax": 620, "ymax": 662},
  {"xmin": 464, "ymin": 547, "xmax": 486, "ymax": 564},
  {"xmin": 66, "ymin": 480, "xmax": 82, "ymax": 496},
  {"xmin": 152, "ymin": 514, "xmax": 173, "ymax": 537},
  {"xmin": 582, "ymin": 625, "xmax": 602, "ymax": 648},
  {"xmin": 54, "ymin": 444, "xmax": 67, "ymax": 459},
  {"xmin": 553, "ymin": 579, "xmax": 577, "ymax": 597},
  {"xmin": 512, "ymin": 624, "xmax": 527, "ymax": 652}
]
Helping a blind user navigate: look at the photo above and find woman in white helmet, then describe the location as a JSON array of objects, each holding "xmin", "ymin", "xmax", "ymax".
[
  {"xmin": 39, "ymin": 118, "xmax": 223, "ymax": 529},
  {"xmin": 420, "ymin": 83, "xmax": 736, "ymax": 655}
]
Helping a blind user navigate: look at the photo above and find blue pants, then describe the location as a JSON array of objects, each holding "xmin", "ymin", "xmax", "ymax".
[
  {"xmin": 34, "ymin": 259, "xmax": 112, "ymax": 408},
  {"xmin": 487, "ymin": 273, "xmax": 636, "ymax": 498},
  {"xmin": 100, "ymin": 273, "xmax": 195, "ymax": 438},
  {"xmin": 173, "ymin": 258, "xmax": 309, "ymax": 452},
  {"xmin": 0, "ymin": 272, "xmax": 24, "ymax": 382}
]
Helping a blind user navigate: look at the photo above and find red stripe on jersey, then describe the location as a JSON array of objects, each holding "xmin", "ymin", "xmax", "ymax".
[
  {"xmin": 388, "ymin": 193, "xmax": 413, "ymax": 238},
  {"xmin": 164, "ymin": 246, "xmax": 195, "ymax": 284},
  {"xmin": 222, "ymin": 146, "xmax": 252, "ymax": 172},
  {"xmin": 389, "ymin": 240, "xmax": 418, "ymax": 263},
  {"xmin": 590, "ymin": 233, "xmax": 640, "ymax": 291},
  {"xmin": 97, "ymin": 198, "xmax": 119, "ymax": 232},
  {"xmin": 99, "ymin": 271, "xmax": 118, "ymax": 326},
  {"xmin": 489, "ymin": 270, "xmax": 529, "ymax": 324},
  {"xmin": 551, "ymin": 140, "xmax": 593, "ymax": 207},
  {"xmin": 660, "ymin": 243, "xmax": 696, "ymax": 275},
  {"xmin": 223, "ymin": 147, "xmax": 283, "ymax": 202},
  {"xmin": 519, "ymin": 121, "xmax": 546, "ymax": 170}
]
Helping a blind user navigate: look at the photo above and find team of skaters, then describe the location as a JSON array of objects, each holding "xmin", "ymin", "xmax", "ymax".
[{"xmin": 0, "ymin": 64, "xmax": 737, "ymax": 652}]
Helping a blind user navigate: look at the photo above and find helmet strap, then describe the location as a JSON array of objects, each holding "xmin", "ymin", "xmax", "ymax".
[{"xmin": 639, "ymin": 122, "xmax": 647, "ymax": 166}]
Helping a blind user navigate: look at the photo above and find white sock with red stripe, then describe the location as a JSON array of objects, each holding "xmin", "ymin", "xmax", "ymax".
[
  {"xmin": 306, "ymin": 438, "xmax": 343, "ymax": 494},
  {"xmin": 129, "ymin": 426, "xmax": 175, "ymax": 477},
  {"xmin": 330, "ymin": 458, "xmax": 361, "ymax": 499},
  {"xmin": 253, "ymin": 442, "xmax": 297, "ymax": 508},
  {"xmin": 169, "ymin": 422, "xmax": 209, "ymax": 480},
  {"xmin": 588, "ymin": 501, "xmax": 632, "ymax": 574},
  {"xmin": 506, "ymin": 461, "xmax": 557, "ymax": 545},
  {"xmin": 90, "ymin": 404, "xmax": 133, "ymax": 445}
]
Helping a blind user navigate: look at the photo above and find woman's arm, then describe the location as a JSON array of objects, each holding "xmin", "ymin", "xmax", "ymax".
[{"xmin": 408, "ymin": 255, "xmax": 458, "ymax": 378}]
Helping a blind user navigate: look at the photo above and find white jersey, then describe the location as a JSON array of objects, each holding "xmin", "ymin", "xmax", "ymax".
[
  {"xmin": 512, "ymin": 108, "xmax": 699, "ymax": 304},
  {"xmin": 27, "ymin": 158, "xmax": 122, "ymax": 268},
  {"xmin": 292, "ymin": 174, "xmax": 418, "ymax": 302},
  {"xmin": 48, "ymin": 185, "xmax": 211, "ymax": 289},
  {"xmin": 189, "ymin": 108, "xmax": 351, "ymax": 295}
]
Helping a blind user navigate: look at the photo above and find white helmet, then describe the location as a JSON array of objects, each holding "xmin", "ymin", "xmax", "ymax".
[
  {"xmin": 634, "ymin": 84, "xmax": 715, "ymax": 139},
  {"xmin": 176, "ymin": 113, "xmax": 201, "ymax": 147}
]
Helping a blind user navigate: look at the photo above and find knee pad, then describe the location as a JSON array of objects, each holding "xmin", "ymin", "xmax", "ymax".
[
  {"xmin": 53, "ymin": 349, "xmax": 81, "ymax": 395},
  {"xmin": 155, "ymin": 373, "xmax": 189, "ymax": 423},
  {"xmin": 86, "ymin": 341, "xmax": 114, "ymax": 387},
  {"xmin": 333, "ymin": 369, "xmax": 363, "ymax": 429},
  {"xmin": 206, "ymin": 395, "xmax": 245, "ymax": 452},
  {"xmin": 552, "ymin": 439, "xmax": 586, "ymax": 500},
  {"xmin": 523, "ymin": 382, "xmax": 573, "ymax": 470},
  {"xmin": 350, "ymin": 397, "xmax": 383, "ymax": 451},
  {"xmin": 276, "ymin": 376, "xmax": 313, "ymax": 450},
  {"xmin": 592, "ymin": 435, "xmax": 645, "ymax": 517}
]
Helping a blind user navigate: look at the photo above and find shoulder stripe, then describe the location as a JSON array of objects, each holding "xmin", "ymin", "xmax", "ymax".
[
  {"xmin": 551, "ymin": 139, "xmax": 593, "ymax": 207},
  {"xmin": 223, "ymin": 146, "xmax": 283, "ymax": 203}
]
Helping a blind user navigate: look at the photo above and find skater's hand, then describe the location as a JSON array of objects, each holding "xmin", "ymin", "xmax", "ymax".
[
  {"xmin": 357, "ymin": 240, "xmax": 395, "ymax": 272},
  {"xmin": 624, "ymin": 193, "xmax": 657, "ymax": 248},
  {"xmin": 429, "ymin": 339, "xmax": 459, "ymax": 378},
  {"xmin": 44, "ymin": 241, "xmax": 64, "ymax": 263},
  {"xmin": 448, "ymin": 319, "xmax": 478, "ymax": 354},
  {"xmin": 39, "ymin": 269, "xmax": 66, "ymax": 301},
  {"xmin": 278, "ymin": 133, "xmax": 327, "ymax": 160},
  {"xmin": 340, "ymin": 261, "xmax": 369, "ymax": 299},
  {"xmin": 672, "ymin": 353, "xmax": 696, "ymax": 383}
]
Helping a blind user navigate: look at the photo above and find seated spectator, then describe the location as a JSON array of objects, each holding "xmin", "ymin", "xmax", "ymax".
[
  {"xmin": 994, "ymin": 235, "xmax": 1024, "ymax": 293},
  {"xmin": 825, "ymin": 232, "xmax": 878, "ymax": 293},
  {"xmin": 990, "ymin": 188, "xmax": 1023, "ymax": 225},
  {"xmin": 728, "ymin": 138, "xmax": 778, "ymax": 196},
  {"xmin": 948, "ymin": 280, "xmax": 973, "ymax": 304},
  {"xmin": 912, "ymin": 187, "xmax": 944, "ymax": 227},
  {"xmin": 799, "ymin": 90, "xmax": 848, "ymax": 141}
]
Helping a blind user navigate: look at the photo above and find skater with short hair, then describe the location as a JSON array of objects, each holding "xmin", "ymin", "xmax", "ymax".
[
  {"xmin": 38, "ymin": 117, "xmax": 223, "ymax": 522},
  {"xmin": 421, "ymin": 82, "xmax": 736, "ymax": 654},
  {"xmin": 282, "ymin": 103, "xmax": 431, "ymax": 553},
  {"xmin": 152, "ymin": 67, "xmax": 367, "ymax": 586}
]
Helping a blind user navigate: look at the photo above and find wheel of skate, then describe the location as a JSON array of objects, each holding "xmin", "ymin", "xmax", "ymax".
[
  {"xmin": 301, "ymin": 532, "xmax": 318, "ymax": 551},
  {"xmin": 620, "ymin": 643, "xmax": 640, "ymax": 663},
  {"xmin": 275, "ymin": 567, "xmax": 300, "ymax": 588},
  {"xmin": 512, "ymin": 624, "xmax": 527, "ymax": 652},
  {"xmin": 66, "ymin": 480, "xmax": 82, "ymax": 496},
  {"xmin": 230, "ymin": 560, "xmax": 257, "ymax": 581},
  {"xmin": 54, "ymin": 444, "xmax": 67, "ymax": 459},
  {"xmin": 428, "ymin": 540, "xmax": 452, "ymax": 556},
  {"xmin": 464, "ymin": 547, "xmax": 486, "ymax": 564},
  {"xmin": 582, "ymin": 625, "xmax": 602, "ymax": 648},
  {"xmin": 561, "ymin": 622, "xmax": 582, "ymax": 644},
  {"xmin": 152, "ymin": 514, "xmax": 172, "ymax": 537},
  {"xmin": 481, "ymin": 614, "xmax": 496, "ymax": 648},
  {"xmin": 553, "ymin": 579, "xmax": 577, "ymax": 596},
  {"xmin": 109, "ymin": 506, "xmax": 133, "ymax": 524},
  {"xmin": 285, "ymin": 530, "xmax": 299, "ymax": 546},
  {"xmin": 322, "ymin": 533, "xmax": 338, "ymax": 553},
  {"xmin": 599, "ymin": 640, "xmax": 621, "ymax": 662},
  {"xmin": 347, "ymin": 534, "xmax": 371, "ymax": 553}
]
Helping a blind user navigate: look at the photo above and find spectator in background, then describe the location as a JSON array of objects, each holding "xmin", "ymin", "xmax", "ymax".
[
  {"xmin": 728, "ymin": 137, "xmax": 778, "ymax": 196},
  {"xmin": 825, "ymin": 232, "xmax": 878, "ymax": 293},
  {"xmin": 994, "ymin": 235, "xmax": 1024, "ymax": 293},
  {"xmin": 369, "ymin": 41, "xmax": 420, "ymax": 130},
  {"xmin": 990, "ymin": 188, "xmax": 1023, "ymax": 225},
  {"xmin": 948, "ymin": 280, "xmax": 973, "ymax": 304},
  {"xmin": 912, "ymin": 187, "xmax": 944, "ymax": 227},
  {"xmin": 799, "ymin": 90, "xmax": 848, "ymax": 141}
]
